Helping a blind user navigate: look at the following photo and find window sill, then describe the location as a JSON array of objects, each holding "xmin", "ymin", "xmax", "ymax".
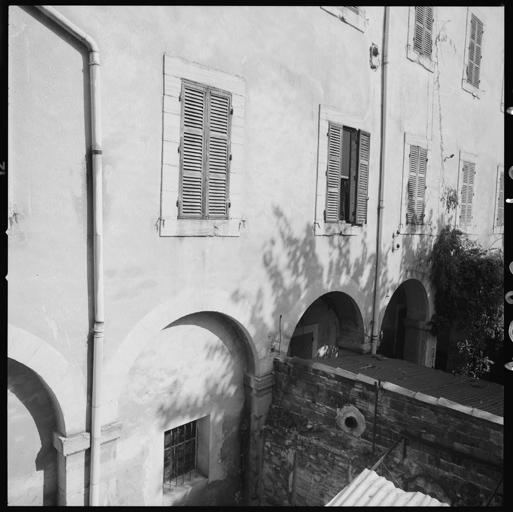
[
  {"xmin": 461, "ymin": 79, "xmax": 482, "ymax": 99},
  {"xmin": 162, "ymin": 474, "xmax": 208, "ymax": 506},
  {"xmin": 320, "ymin": 6, "xmax": 366, "ymax": 33},
  {"xmin": 314, "ymin": 222, "xmax": 362, "ymax": 237},
  {"xmin": 159, "ymin": 218, "xmax": 243, "ymax": 237},
  {"xmin": 406, "ymin": 46, "xmax": 435, "ymax": 73}
]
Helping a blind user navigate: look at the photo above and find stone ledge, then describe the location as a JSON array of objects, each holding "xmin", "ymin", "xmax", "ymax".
[
  {"xmin": 53, "ymin": 422, "xmax": 122, "ymax": 457},
  {"xmin": 244, "ymin": 373, "xmax": 275, "ymax": 393}
]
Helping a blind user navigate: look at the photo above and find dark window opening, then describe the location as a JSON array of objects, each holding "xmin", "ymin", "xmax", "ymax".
[{"xmin": 163, "ymin": 421, "xmax": 198, "ymax": 488}]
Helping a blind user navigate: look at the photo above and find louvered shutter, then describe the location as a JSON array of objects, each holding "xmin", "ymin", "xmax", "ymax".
[
  {"xmin": 326, "ymin": 123, "xmax": 342, "ymax": 222},
  {"xmin": 207, "ymin": 90, "xmax": 231, "ymax": 218},
  {"xmin": 460, "ymin": 162, "xmax": 475, "ymax": 226},
  {"xmin": 179, "ymin": 83, "xmax": 205, "ymax": 218},
  {"xmin": 355, "ymin": 130, "xmax": 370, "ymax": 225},
  {"xmin": 496, "ymin": 168, "xmax": 504, "ymax": 227},
  {"xmin": 468, "ymin": 14, "xmax": 483, "ymax": 88},
  {"xmin": 414, "ymin": 7, "xmax": 434, "ymax": 57},
  {"xmin": 407, "ymin": 145, "xmax": 427, "ymax": 224}
]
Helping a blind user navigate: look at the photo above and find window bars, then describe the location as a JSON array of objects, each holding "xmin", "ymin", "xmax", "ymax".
[{"xmin": 163, "ymin": 420, "xmax": 198, "ymax": 488}]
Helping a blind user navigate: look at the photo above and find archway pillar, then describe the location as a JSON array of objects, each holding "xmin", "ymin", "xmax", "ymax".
[
  {"xmin": 243, "ymin": 372, "xmax": 275, "ymax": 503},
  {"xmin": 403, "ymin": 319, "xmax": 436, "ymax": 368},
  {"xmin": 52, "ymin": 422, "xmax": 122, "ymax": 506}
]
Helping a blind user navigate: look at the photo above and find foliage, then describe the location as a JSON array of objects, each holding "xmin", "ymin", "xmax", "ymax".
[
  {"xmin": 428, "ymin": 226, "xmax": 503, "ymax": 381},
  {"xmin": 440, "ymin": 186, "xmax": 458, "ymax": 213}
]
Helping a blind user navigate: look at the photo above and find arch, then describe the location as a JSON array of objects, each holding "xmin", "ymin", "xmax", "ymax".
[
  {"xmin": 8, "ymin": 324, "xmax": 87, "ymax": 436},
  {"xmin": 103, "ymin": 287, "xmax": 261, "ymax": 424},
  {"xmin": 378, "ymin": 278, "xmax": 432, "ymax": 365},
  {"xmin": 8, "ymin": 358, "xmax": 59, "ymax": 506},
  {"xmin": 287, "ymin": 290, "xmax": 366, "ymax": 357}
]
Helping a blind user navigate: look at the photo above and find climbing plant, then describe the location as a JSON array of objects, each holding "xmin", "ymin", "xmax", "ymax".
[{"xmin": 428, "ymin": 226, "xmax": 503, "ymax": 382}]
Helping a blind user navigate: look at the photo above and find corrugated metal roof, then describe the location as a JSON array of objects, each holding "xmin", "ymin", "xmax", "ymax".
[
  {"xmin": 325, "ymin": 468, "xmax": 450, "ymax": 507},
  {"xmin": 316, "ymin": 351, "xmax": 504, "ymax": 417}
]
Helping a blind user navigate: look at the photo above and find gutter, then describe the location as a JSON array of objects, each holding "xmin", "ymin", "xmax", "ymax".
[
  {"xmin": 34, "ymin": 6, "xmax": 104, "ymax": 506},
  {"xmin": 371, "ymin": 6, "xmax": 390, "ymax": 354}
]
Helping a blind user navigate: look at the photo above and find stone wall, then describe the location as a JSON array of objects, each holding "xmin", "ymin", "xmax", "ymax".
[{"xmin": 258, "ymin": 357, "xmax": 503, "ymax": 507}]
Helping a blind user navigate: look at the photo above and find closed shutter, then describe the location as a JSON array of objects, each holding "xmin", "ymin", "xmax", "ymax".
[
  {"xmin": 467, "ymin": 14, "xmax": 483, "ymax": 88},
  {"xmin": 460, "ymin": 162, "xmax": 475, "ymax": 226},
  {"xmin": 496, "ymin": 168, "xmax": 504, "ymax": 227},
  {"xmin": 407, "ymin": 145, "xmax": 427, "ymax": 224},
  {"xmin": 326, "ymin": 123, "xmax": 342, "ymax": 222},
  {"xmin": 179, "ymin": 83, "xmax": 206, "ymax": 218},
  {"xmin": 414, "ymin": 6, "xmax": 434, "ymax": 57},
  {"xmin": 355, "ymin": 130, "xmax": 370, "ymax": 225},
  {"xmin": 207, "ymin": 90, "xmax": 231, "ymax": 218}
]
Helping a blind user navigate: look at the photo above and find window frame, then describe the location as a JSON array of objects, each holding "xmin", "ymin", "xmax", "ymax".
[
  {"xmin": 461, "ymin": 9, "xmax": 485, "ymax": 98},
  {"xmin": 400, "ymin": 133, "xmax": 433, "ymax": 233},
  {"xmin": 406, "ymin": 6, "xmax": 435, "ymax": 73},
  {"xmin": 314, "ymin": 105, "xmax": 370, "ymax": 236},
  {"xmin": 320, "ymin": 6, "xmax": 366, "ymax": 33},
  {"xmin": 161, "ymin": 55, "xmax": 245, "ymax": 237}
]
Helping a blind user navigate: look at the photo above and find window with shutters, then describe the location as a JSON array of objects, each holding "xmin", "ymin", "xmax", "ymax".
[
  {"xmin": 462, "ymin": 10, "xmax": 485, "ymax": 97},
  {"xmin": 161, "ymin": 55, "xmax": 246, "ymax": 237},
  {"xmin": 406, "ymin": 6, "xmax": 435, "ymax": 72},
  {"xmin": 455, "ymin": 151, "xmax": 477, "ymax": 231},
  {"xmin": 320, "ymin": 6, "xmax": 366, "ymax": 32},
  {"xmin": 493, "ymin": 165, "xmax": 504, "ymax": 234},
  {"xmin": 406, "ymin": 145, "xmax": 428, "ymax": 225},
  {"xmin": 178, "ymin": 81, "xmax": 231, "ymax": 220},
  {"xmin": 315, "ymin": 106, "xmax": 370, "ymax": 236}
]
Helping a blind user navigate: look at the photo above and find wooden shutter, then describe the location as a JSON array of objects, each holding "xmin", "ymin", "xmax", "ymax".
[
  {"xmin": 496, "ymin": 168, "xmax": 504, "ymax": 227},
  {"xmin": 355, "ymin": 130, "xmax": 370, "ymax": 225},
  {"xmin": 468, "ymin": 14, "xmax": 483, "ymax": 88},
  {"xmin": 179, "ymin": 83, "xmax": 205, "ymax": 218},
  {"xmin": 407, "ymin": 145, "xmax": 427, "ymax": 224},
  {"xmin": 414, "ymin": 7, "xmax": 434, "ymax": 57},
  {"xmin": 207, "ymin": 90, "xmax": 231, "ymax": 218},
  {"xmin": 460, "ymin": 162, "xmax": 475, "ymax": 226},
  {"xmin": 326, "ymin": 123, "xmax": 342, "ymax": 222}
]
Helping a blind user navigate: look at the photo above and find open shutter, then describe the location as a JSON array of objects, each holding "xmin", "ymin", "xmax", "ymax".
[
  {"xmin": 355, "ymin": 130, "xmax": 370, "ymax": 225},
  {"xmin": 179, "ymin": 83, "xmax": 205, "ymax": 218},
  {"xmin": 326, "ymin": 123, "xmax": 342, "ymax": 222},
  {"xmin": 468, "ymin": 14, "xmax": 483, "ymax": 88},
  {"xmin": 206, "ymin": 90, "xmax": 231, "ymax": 218}
]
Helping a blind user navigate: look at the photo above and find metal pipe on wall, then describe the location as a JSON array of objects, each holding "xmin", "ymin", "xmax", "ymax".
[
  {"xmin": 34, "ymin": 6, "xmax": 104, "ymax": 506},
  {"xmin": 371, "ymin": 6, "xmax": 390, "ymax": 354}
]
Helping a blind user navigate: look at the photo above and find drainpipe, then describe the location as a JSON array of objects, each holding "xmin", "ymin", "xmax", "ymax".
[
  {"xmin": 371, "ymin": 6, "xmax": 390, "ymax": 355},
  {"xmin": 34, "ymin": 6, "xmax": 104, "ymax": 506}
]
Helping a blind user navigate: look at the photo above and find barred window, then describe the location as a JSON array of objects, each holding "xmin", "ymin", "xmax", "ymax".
[{"xmin": 163, "ymin": 421, "xmax": 199, "ymax": 488}]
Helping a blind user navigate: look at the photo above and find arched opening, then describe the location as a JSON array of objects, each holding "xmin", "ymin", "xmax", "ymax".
[
  {"xmin": 8, "ymin": 358, "xmax": 59, "ymax": 506},
  {"xmin": 116, "ymin": 311, "xmax": 251, "ymax": 506},
  {"xmin": 287, "ymin": 291, "xmax": 366, "ymax": 358},
  {"xmin": 378, "ymin": 279, "xmax": 430, "ymax": 365}
]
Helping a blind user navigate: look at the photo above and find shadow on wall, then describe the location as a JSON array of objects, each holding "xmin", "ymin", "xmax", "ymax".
[
  {"xmin": 115, "ymin": 311, "xmax": 250, "ymax": 506},
  {"xmin": 7, "ymin": 358, "xmax": 59, "ymax": 506}
]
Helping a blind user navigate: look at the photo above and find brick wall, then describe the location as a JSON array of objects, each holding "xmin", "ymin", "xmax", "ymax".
[{"xmin": 258, "ymin": 357, "xmax": 503, "ymax": 507}]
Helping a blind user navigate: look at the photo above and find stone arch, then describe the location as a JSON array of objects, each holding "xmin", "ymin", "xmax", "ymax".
[
  {"xmin": 286, "ymin": 290, "xmax": 367, "ymax": 358},
  {"xmin": 103, "ymin": 288, "xmax": 261, "ymax": 424},
  {"xmin": 114, "ymin": 309, "xmax": 253, "ymax": 505},
  {"xmin": 7, "ymin": 324, "xmax": 86, "ymax": 435},
  {"xmin": 378, "ymin": 278, "xmax": 434, "ymax": 366}
]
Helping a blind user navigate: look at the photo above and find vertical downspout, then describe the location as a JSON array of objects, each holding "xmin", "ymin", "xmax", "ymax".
[
  {"xmin": 34, "ymin": 6, "xmax": 104, "ymax": 506},
  {"xmin": 371, "ymin": 6, "xmax": 390, "ymax": 354}
]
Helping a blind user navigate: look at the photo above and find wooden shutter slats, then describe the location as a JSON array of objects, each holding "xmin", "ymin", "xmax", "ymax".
[
  {"xmin": 497, "ymin": 169, "xmax": 504, "ymax": 226},
  {"xmin": 413, "ymin": 6, "xmax": 433, "ymax": 57},
  {"xmin": 468, "ymin": 14, "xmax": 483, "ymax": 88},
  {"xmin": 460, "ymin": 161, "xmax": 475, "ymax": 226},
  {"xmin": 326, "ymin": 123, "xmax": 342, "ymax": 223},
  {"xmin": 355, "ymin": 130, "xmax": 370, "ymax": 225},
  {"xmin": 179, "ymin": 81, "xmax": 231, "ymax": 219},
  {"xmin": 407, "ymin": 145, "xmax": 427, "ymax": 224}
]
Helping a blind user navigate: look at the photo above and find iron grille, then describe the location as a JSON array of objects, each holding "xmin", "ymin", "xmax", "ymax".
[{"xmin": 163, "ymin": 420, "xmax": 198, "ymax": 488}]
